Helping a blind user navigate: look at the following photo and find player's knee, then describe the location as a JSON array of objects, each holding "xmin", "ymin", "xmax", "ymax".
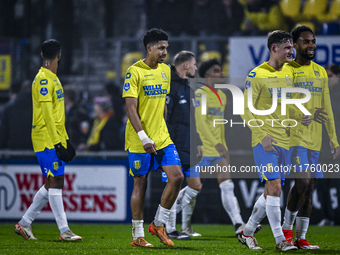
[{"xmin": 170, "ymin": 170, "xmax": 184, "ymax": 186}]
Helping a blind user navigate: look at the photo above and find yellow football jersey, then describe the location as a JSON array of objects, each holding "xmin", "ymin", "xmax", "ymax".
[
  {"xmin": 195, "ymin": 87, "xmax": 227, "ymax": 157},
  {"xmin": 242, "ymin": 62, "xmax": 295, "ymax": 150},
  {"xmin": 122, "ymin": 60, "xmax": 173, "ymax": 153},
  {"xmin": 31, "ymin": 67, "xmax": 68, "ymax": 152},
  {"xmin": 286, "ymin": 60, "xmax": 339, "ymax": 151}
]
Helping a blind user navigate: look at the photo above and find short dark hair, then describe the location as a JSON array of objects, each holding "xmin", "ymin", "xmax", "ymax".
[
  {"xmin": 267, "ymin": 30, "xmax": 292, "ymax": 50},
  {"xmin": 198, "ymin": 58, "xmax": 221, "ymax": 78},
  {"xmin": 143, "ymin": 28, "xmax": 168, "ymax": 49},
  {"xmin": 173, "ymin": 51, "xmax": 195, "ymax": 67},
  {"xmin": 326, "ymin": 63, "xmax": 340, "ymax": 76},
  {"xmin": 41, "ymin": 39, "xmax": 61, "ymax": 59},
  {"xmin": 291, "ymin": 26, "xmax": 315, "ymax": 43}
]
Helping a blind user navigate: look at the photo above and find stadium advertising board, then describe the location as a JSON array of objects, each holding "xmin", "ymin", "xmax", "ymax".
[
  {"xmin": 0, "ymin": 165, "xmax": 127, "ymax": 221},
  {"xmin": 229, "ymin": 36, "xmax": 340, "ymax": 79}
]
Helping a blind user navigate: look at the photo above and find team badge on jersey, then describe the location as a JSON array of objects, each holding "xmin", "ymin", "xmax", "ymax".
[
  {"xmin": 40, "ymin": 87, "xmax": 48, "ymax": 96},
  {"xmin": 285, "ymin": 75, "xmax": 291, "ymax": 83},
  {"xmin": 124, "ymin": 82, "xmax": 130, "ymax": 91},
  {"xmin": 161, "ymin": 72, "xmax": 167, "ymax": 81},
  {"xmin": 294, "ymin": 156, "xmax": 300, "ymax": 165},
  {"xmin": 134, "ymin": 160, "xmax": 141, "ymax": 170},
  {"xmin": 53, "ymin": 162, "xmax": 59, "ymax": 170},
  {"xmin": 314, "ymin": 70, "xmax": 320, "ymax": 78},
  {"xmin": 267, "ymin": 163, "xmax": 273, "ymax": 172}
]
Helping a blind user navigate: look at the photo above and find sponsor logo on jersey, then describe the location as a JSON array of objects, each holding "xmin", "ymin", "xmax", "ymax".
[
  {"xmin": 124, "ymin": 82, "xmax": 130, "ymax": 91},
  {"xmin": 268, "ymin": 87, "xmax": 292, "ymax": 98},
  {"xmin": 126, "ymin": 72, "xmax": 131, "ymax": 79},
  {"xmin": 143, "ymin": 84, "xmax": 167, "ymax": 96},
  {"xmin": 248, "ymin": 71, "xmax": 257, "ymax": 78},
  {"xmin": 40, "ymin": 79, "xmax": 48, "ymax": 85},
  {"xmin": 245, "ymin": 80, "xmax": 251, "ymax": 89},
  {"xmin": 294, "ymin": 81, "xmax": 322, "ymax": 92},
  {"xmin": 56, "ymin": 89, "xmax": 64, "ymax": 99},
  {"xmin": 40, "ymin": 87, "xmax": 48, "ymax": 96}
]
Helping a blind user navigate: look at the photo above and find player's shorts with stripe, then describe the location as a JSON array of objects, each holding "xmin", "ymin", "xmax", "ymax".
[
  {"xmin": 253, "ymin": 143, "xmax": 290, "ymax": 186},
  {"xmin": 198, "ymin": 156, "xmax": 223, "ymax": 168},
  {"xmin": 35, "ymin": 148, "xmax": 65, "ymax": 177},
  {"xmin": 129, "ymin": 143, "xmax": 181, "ymax": 177},
  {"xmin": 290, "ymin": 146, "xmax": 322, "ymax": 178},
  {"xmin": 162, "ymin": 163, "xmax": 201, "ymax": 182}
]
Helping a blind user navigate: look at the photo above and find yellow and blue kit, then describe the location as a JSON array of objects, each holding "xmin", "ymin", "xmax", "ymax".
[
  {"xmin": 122, "ymin": 60, "xmax": 181, "ymax": 176},
  {"xmin": 286, "ymin": 60, "xmax": 339, "ymax": 177},
  {"xmin": 32, "ymin": 67, "xmax": 68, "ymax": 177},
  {"xmin": 242, "ymin": 62, "xmax": 294, "ymax": 184}
]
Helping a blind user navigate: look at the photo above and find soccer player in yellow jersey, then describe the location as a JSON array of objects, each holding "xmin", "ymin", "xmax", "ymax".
[
  {"xmin": 122, "ymin": 28, "xmax": 183, "ymax": 247},
  {"xmin": 195, "ymin": 59, "xmax": 255, "ymax": 236},
  {"xmin": 14, "ymin": 39, "xmax": 82, "ymax": 241},
  {"xmin": 238, "ymin": 31, "xmax": 311, "ymax": 251},
  {"xmin": 282, "ymin": 26, "xmax": 340, "ymax": 249}
]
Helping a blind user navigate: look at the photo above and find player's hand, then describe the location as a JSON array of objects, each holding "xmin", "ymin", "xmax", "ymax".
[
  {"xmin": 314, "ymin": 107, "xmax": 328, "ymax": 124},
  {"xmin": 66, "ymin": 140, "xmax": 76, "ymax": 161},
  {"xmin": 142, "ymin": 138, "xmax": 157, "ymax": 154},
  {"xmin": 215, "ymin": 143, "xmax": 228, "ymax": 158},
  {"xmin": 330, "ymin": 141, "xmax": 340, "ymax": 160},
  {"xmin": 197, "ymin": 145, "xmax": 203, "ymax": 162},
  {"xmin": 261, "ymin": 135, "xmax": 277, "ymax": 152},
  {"xmin": 54, "ymin": 142, "xmax": 71, "ymax": 162},
  {"xmin": 301, "ymin": 114, "xmax": 312, "ymax": 126}
]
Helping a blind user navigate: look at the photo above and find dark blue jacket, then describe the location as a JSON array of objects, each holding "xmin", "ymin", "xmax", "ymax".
[{"xmin": 166, "ymin": 65, "xmax": 202, "ymax": 165}]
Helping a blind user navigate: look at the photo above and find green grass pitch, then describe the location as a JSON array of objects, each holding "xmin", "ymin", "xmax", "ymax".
[{"xmin": 1, "ymin": 223, "xmax": 339, "ymax": 254}]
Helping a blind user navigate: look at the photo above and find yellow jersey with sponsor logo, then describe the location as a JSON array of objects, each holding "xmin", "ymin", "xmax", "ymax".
[
  {"xmin": 31, "ymin": 67, "xmax": 68, "ymax": 152},
  {"xmin": 242, "ymin": 62, "xmax": 294, "ymax": 150},
  {"xmin": 122, "ymin": 60, "xmax": 173, "ymax": 153},
  {"xmin": 286, "ymin": 60, "xmax": 339, "ymax": 151},
  {"xmin": 195, "ymin": 87, "xmax": 227, "ymax": 157}
]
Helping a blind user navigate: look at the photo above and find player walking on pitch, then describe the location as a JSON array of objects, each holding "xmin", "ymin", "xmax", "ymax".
[
  {"xmin": 15, "ymin": 39, "xmax": 82, "ymax": 241},
  {"xmin": 122, "ymin": 28, "xmax": 184, "ymax": 247},
  {"xmin": 238, "ymin": 30, "xmax": 311, "ymax": 251},
  {"xmin": 282, "ymin": 25, "xmax": 340, "ymax": 249}
]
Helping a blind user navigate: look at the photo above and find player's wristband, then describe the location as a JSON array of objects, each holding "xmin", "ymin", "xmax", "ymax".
[{"xmin": 137, "ymin": 130, "xmax": 148, "ymax": 141}]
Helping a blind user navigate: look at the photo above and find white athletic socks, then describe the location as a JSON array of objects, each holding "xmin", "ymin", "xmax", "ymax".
[
  {"xmin": 20, "ymin": 185, "xmax": 49, "ymax": 226},
  {"xmin": 154, "ymin": 205, "xmax": 170, "ymax": 227},
  {"xmin": 243, "ymin": 194, "xmax": 266, "ymax": 236},
  {"xmin": 175, "ymin": 186, "xmax": 187, "ymax": 214},
  {"xmin": 132, "ymin": 220, "xmax": 144, "ymax": 240},
  {"xmin": 282, "ymin": 208, "xmax": 298, "ymax": 231},
  {"xmin": 49, "ymin": 188, "xmax": 69, "ymax": 234},
  {"xmin": 219, "ymin": 180, "xmax": 244, "ymax": 225},
  {"xmin": 266, "ymin": 195, "xmax": 285, "ymax": 244},
  {"xmin": 166, "ymin": 204, "xmax": 177, "ymax": 233},
  {"xmin": 296, "ymin": 216, "xmax": 309, "ymax": 240},
  {"xmin": 181, "ymin": 186, "xmax": 199, "ymax": 231}
]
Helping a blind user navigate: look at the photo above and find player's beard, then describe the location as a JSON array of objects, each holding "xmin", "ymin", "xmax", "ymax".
[{"xmin": 299, "ymin": 48, "xmax": 315, "ymax": 61}]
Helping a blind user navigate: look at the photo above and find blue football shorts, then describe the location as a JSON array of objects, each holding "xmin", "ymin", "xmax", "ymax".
[
  {"xmin": 162, "ymin": 163, "xmax": 201, "ymax": 182},
  {"xmin": 253, "ymin": 143, "xmax": 290, "ymax": 186},
  {"xmin": 290, "ymin": 146, "xmax": 322, "ymax": 178},
  {"xmin": 35, "ymin": 148, "xmax": 65, "ymax": 177},
  {"xmin": 128, "ymin": 143, "xmax": 181, "ymax": 177}
]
